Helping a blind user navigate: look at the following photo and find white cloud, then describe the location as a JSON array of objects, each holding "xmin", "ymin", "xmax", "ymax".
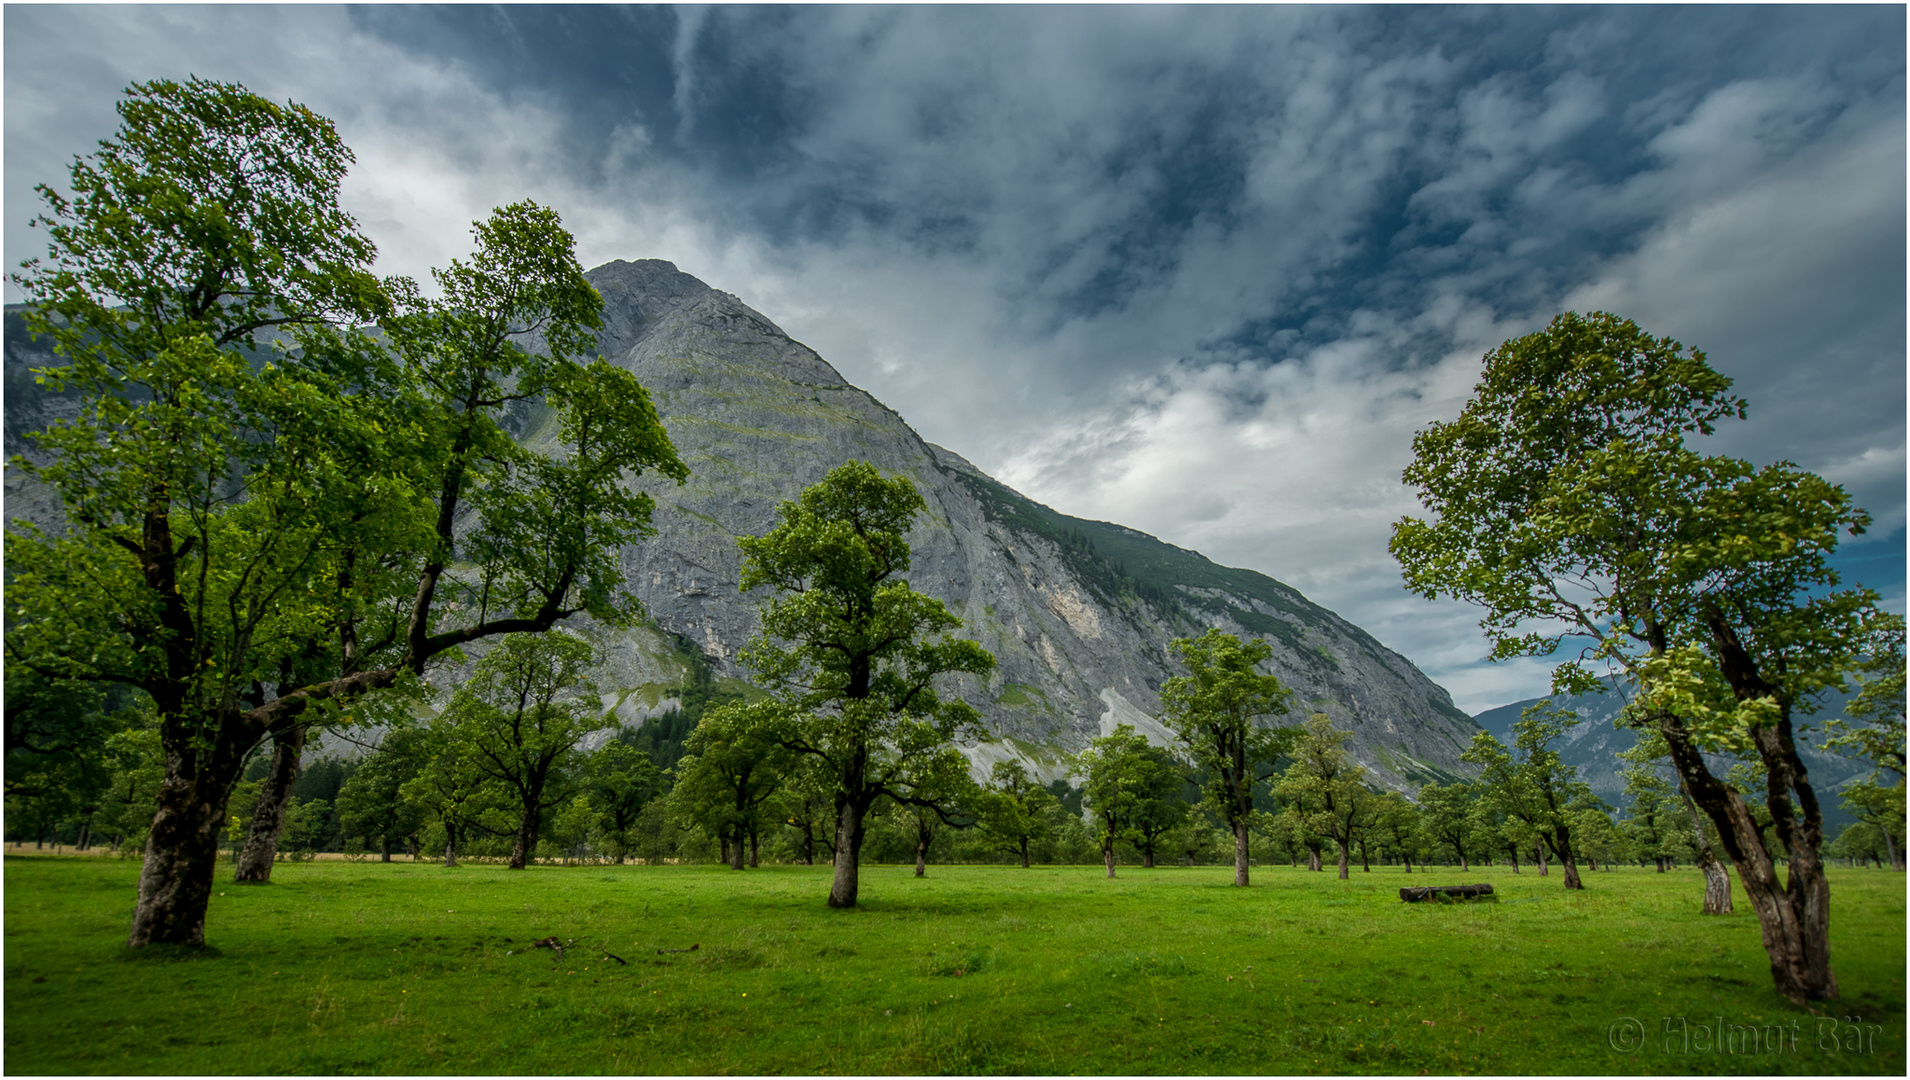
[{"xmin": 6, "ymin": 6, "xmax": 1900, "ymax": 716}]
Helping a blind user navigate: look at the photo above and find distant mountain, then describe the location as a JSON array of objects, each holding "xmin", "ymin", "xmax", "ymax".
[
  {"xmin": 3, "ymin": 258, "xmax": 1483, "ymax": 791},
  {"xmin": 1473, "ymin": 683, "xmax": 1871, "ymax": 829}
]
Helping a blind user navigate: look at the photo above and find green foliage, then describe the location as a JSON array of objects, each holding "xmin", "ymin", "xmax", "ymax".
[
  {"xmin": 574, "ymin": 741, "xmax": 664, "ymax": 862},
  {"xmin": 334, "ymin": 727, "xmax": 428, "ymax": 859},
  {"xmin": 2, "ymin": 669, "xmax": 139, "ymax": 839},
  {"xmin": 1370, "ymin": 792, "xmax": 1428, "ymax": 868},
  {"xmin": 4, "ymin": 76, "xmax": 687, "ymax": 943},
  {"xmin": 736, "ymin": 461, "xmax": 995, "ymax": 903},
  {"xmin": 1073, "ymin": 724, "xmax": 1183, "ymax": 872},
  {"xmin": 1389, "ymin": 310, "xmax": 1886, "ymax": 996},
  {"xmin": 974, "ymin": 760, "xmax": 1066, "ymax": 865},
  {"xmin": 1461, "ymin": 704, "xmax": 1601, "ymax": 887},
  {"xmin": 1160, "ymin": 629, "xmax": 1295, "ymax": 844},
  {"xmin": 947, "ymin": 468, "xmax": 1375, "ymax": 671},
  {"xmin": 622, "ymin": 639, "xmax": 747, "ymax": 774},
  {"xmin": 669, "ymin": 701, "xmax": 797, "ymax": 866},
  {"xmin": 1276, "ymin": 714, "xmax": 1377, "ymax": 876},
  {"xmin": 437, "ymin": 632, "xmax": 604, "ymax": 869},
  {"xmin": 399, "ymin": 720, "xmax": 511, "ymax": 865},
  {"xmin": 1390, "ymin": 310, "xmax": 1875, "ymax": 700},
  {"xmin": 1821, "ymin": 615, "xmax": 1906, "ymax": 865}
]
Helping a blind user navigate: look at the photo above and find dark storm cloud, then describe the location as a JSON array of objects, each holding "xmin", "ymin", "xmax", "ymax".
[{"xmin": 6, "ymin": 4, "xmax": 1901, "ymax": 709}]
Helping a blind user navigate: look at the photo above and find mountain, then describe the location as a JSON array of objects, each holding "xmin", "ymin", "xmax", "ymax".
[
  {"xmin": 3, "ymin": 258, "xmax": 1483, "ymax": 790},
  {"xmin": 1472, "ymin": 684, "xmax": 1871, "ymax": 829}
]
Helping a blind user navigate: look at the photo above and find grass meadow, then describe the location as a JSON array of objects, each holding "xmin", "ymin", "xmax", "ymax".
[{"xmin": 3, "ymin": 855, "xmax": 1902, "ymax": 1075}]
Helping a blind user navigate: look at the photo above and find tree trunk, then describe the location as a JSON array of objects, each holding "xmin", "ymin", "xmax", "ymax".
[
  {"xmin": 1700, "ymin": 849, "xmax": 1732, "ymax": 914},
  {"xmin": 914, "ymin": 835, "xmax": 927, "ymax": 877},
  {"xmin": 510, "ymin": 811, "xmax": 539, "ymax": 870},
  {"xmin": 129, "ymin": 750, "xmax": 245, "ymax": 947},
  {"xmin": 749, "ymin": 831, "xmax": 760, "ymax": 868},
  {"xmin": 443, "ymin": 823, "xmax": 458, "ymax": 868},
  {"xmin": 1104, "ymin": 840, "xmax": 1117, "ymax": 878},
  {"xmin": 827, "ymin": 798, "xmax": 868, "ymax": 908},
  {"xmin": 380, "ymin": 835, "xmax": 392, "ymax": 863},
  {"xmin": 720, "ymin": 835, "xmax": 732, "ymax": 866},
  {"xmin": 1306, "ymin": 845, "xmax": 1322, "ymax": 872},
  {"xmin": 1659, "ymin": 711, "xmax": 1836, "ymax": 1004},
  {"xmin": 1336, "ymin": 840, "xmax": 1350, "ymax": 880},
  {"xmin": 1359, "ymin": 839, "xmax": 1371, "ymax": 872},
  {"xmin": 1536, "ymin": 844, "xmax": 1548, "ymax": 875},
  {"xmin": 1231, "ymin": 821, "xmax": 1250, "ymax": 885},
  {"xmin": 730, "ymin": 828, "xmax": 745, "ymax": 870},
  {"xmin": 1678, "ymin": 784, "xmax": 1733, "ymax": 914},
  {"xmin": 1018, "ymin": 837, "xmax": 1030, "ymax": 869},
  {"xmin": 235, "ymin": 723, "xmax": 306, "ymax": 883}
]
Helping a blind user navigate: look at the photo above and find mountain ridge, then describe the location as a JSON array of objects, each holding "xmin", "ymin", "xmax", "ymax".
[{"xmin": 2, "ymin": 257, "xmax": 1484, "ymax": 790}]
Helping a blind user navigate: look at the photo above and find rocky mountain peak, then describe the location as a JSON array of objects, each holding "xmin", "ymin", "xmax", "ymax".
[{"xmin": 1, "ymin": 259, "xmax": 1484, "ymax": 791}]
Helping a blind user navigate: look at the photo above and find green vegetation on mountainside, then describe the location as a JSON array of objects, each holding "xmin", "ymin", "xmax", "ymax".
[{"xmin": 947, "ymin": 467, "xmax": 1453, "ymax": 699}]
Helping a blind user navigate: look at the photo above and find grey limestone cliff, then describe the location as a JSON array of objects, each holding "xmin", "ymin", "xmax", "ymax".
[
  {"xmin": 2, "ymin": 259, "xmax": 1483, "ymax": 788},
  {"xmin": 545, "ymin": 259, "xmax": 1481, "ymax": 788}
]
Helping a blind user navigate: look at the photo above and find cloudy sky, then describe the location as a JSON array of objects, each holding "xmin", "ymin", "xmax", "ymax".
[{"xmin": 6, "ymin": 5, "xmax": 1904, "ymax": 712}]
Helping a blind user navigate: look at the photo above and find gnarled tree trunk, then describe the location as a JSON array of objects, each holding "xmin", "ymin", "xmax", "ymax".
[
  {"xmin": 828, "ymin": 797, "xmax": 868, "ymax": 907},
  {"xmin": 235, "ymin": 723, "xmax": 306, "ymax": 883},
  {"xmin": 1678, "ymin": 784, "xmax": 1733, "ymax": 914},
  {"xmin": 129, "ymin": 728, "xmax": 251, "ymax": 947},
  {"xmin": 1661, "ymin": 714, "xmax": 1835, "ymax": 1003}
]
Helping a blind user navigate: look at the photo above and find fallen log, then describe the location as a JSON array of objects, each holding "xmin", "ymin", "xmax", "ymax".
[{"xmin": 1399, "ymin": 883, "xmax": 1494, "ymax": 903}]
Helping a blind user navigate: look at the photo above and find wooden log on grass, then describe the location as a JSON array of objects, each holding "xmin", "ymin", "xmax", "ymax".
[{"xmin": 1399, "ymin": 883, "xmax": 1494, "ymax": 902}]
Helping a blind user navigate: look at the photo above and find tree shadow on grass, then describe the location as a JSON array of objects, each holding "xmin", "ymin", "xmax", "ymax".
[{"xmin": 116, "ymin": 943, "xmax": 226, "ymax": 963}]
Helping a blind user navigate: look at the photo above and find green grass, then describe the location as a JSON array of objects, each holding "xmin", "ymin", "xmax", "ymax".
[{"xmin": 4, "ymin": 856, "xmax": 1902, "ymax": 1075}]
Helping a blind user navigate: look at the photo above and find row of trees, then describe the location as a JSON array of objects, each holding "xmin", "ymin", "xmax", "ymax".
[{"xmin": 22, "ymin": 680, "xmax": 1892, "ymax": 883}]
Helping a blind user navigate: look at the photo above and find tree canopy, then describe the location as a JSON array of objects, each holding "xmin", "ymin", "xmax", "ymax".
[
  {"xmin": 4, "ymin": 77, "xmax": 684, "ymax": 947},
  {"xmin": 737, "ymin": 461, "xmax": 995, "ymax": 907},
  {"xmin": 1159, "ymin": 628, "xmax": 1293, "ymax": 886},
  {"xmin": 1390, "ymin": 310, "xmax": 1883, "ymax": 1003}
]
